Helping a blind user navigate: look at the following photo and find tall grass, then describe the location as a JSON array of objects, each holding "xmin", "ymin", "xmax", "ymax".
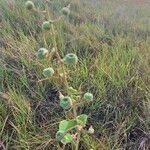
[{"xmin": 0, "ymin": 0, "xmax": 150, "ymax": 149}]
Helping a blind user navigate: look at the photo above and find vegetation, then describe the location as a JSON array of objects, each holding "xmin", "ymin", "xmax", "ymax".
[{"xmin": 0, "ymin": 0, "xmax": 150, "ymax": 149}]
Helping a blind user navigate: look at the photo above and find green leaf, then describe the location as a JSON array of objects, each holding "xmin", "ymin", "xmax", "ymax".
[
  {"xmin": 59, "ymin": 119, "xmax": 77, "ymax": 132},
  {"xmin": 56, "ymin": 131, "xmax": 65, "ymax": 141},
  {"xmin": 68, "ymin": 86, "xmax": 78, "ymax": 95},
  {"xmin": 76, "ymin": 114, "xmax": 88, "ymax": 126},
  {"xmin": 67, "ymin": 119, "xmax": 77, "ymax": 129},
  {"xmin": 59, "ymin": 120, "xmax": 69, "ymax": 132},
  {"xmin": 61, "ymin": 133, "xmax": 73, "ymax": 144},
  {"xmin": 71, "ymin": 95, "xmax": 78, "ymax": 101}
]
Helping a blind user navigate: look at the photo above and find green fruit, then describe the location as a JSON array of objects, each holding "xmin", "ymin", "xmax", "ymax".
[
  {"xmin": 56, "ymin": 131, "xmax": 65, "ymax": 141},
  {"xmin": 60, "ymin": 96, "xmax": 71, "ymax": 110},
  {"xmin": 43, "ymin": 67, "xmax": 54, "ymax": 77},
  {"xmin": 83, "ymin": 92, "xmax": 93, "ymax": 101},
  {"xmin": 37, "ymin": 48, "xmax": 48, "ymax": 59},
  {"xmin": 42, "ymin": 21, "xmax": 50, "ymax": 30},
  {"xmin": 64, "ymin": 53, "xmax": 78, "ymax": 65},
  {"xmin": 25, "ymin": 1, "xmax": 34, "ymax": 10}
]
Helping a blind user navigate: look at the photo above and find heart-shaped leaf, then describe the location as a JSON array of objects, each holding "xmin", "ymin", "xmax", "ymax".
[
  {"xmin": 59, "ymin": 119, "xmax": 77, "ymax": 132},
  {"xmin": 76, "ymin": 114, "xmax": 88, "ymax": 126},
  {"xmin": 59, "ymin": 120, "xmax": 68, "ymax": 132},
  {"xmin": 61, "ymin": 133, "xmax": 73, "ymax": 144},
  {"xmin": 68, "ymin": 86, "xmax": 78, "ymax": 95},
  {"xmin": 67, "ymin": 119, "xmax": 77, "ymax": 129}
]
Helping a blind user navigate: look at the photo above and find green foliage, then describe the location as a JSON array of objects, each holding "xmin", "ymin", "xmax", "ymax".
[
  {"xmin": 0, "ymin": 66, "xmax": 4, "ymax": 91},
  {"xmin": 57, "ymin": 119, "xmax": 77, "ymax": 144},
  {"xmin": 59, "ymin": 120, "xmax": 69, "ymax": 132},
  {"xmin": 61, "ymin": 133, "xmax": 73, "ymax": 144},
  {"xmin": 59, "ymin": 119, "xmax": 77, "ymax": 132},
  {"xmin": 0, "ymin": 0, "xmax": 149, "ymax": 149},
  {"xmin": 68, "ymin": 86, "xmax": 78, "ymax": 95},
  {"xmin": 56, "ymin": 131, "xmax": 65, "ymax": 141},
  {"xmin": 76, "ymin": 114, "xmax": 88, "ymax": 126}
]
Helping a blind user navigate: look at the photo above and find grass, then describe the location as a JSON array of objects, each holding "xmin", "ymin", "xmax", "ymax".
[{"xmin": 0, "ymin": 0, "xmax": 150, "ymax": 149}]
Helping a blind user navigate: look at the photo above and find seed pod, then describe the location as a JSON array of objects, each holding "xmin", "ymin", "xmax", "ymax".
[
  {"xmin": 56, "ymin": 131, "xmax": 65, "ymax": 141},
  {"xmin": 62, "ymin": 7, "xmax": 70, "ymax": 16},
  {"xmin": 51, "ymin": 47, "xmax": 56, "ymax": 53},
  {"xmin": 62, "ymin": 4, "xmax": 70, "ymax": 16},
  {"xmin": 59, "ymin": 73, "xmax": 64, "ymax": 78},
  {"xmin": 83, "ymin": 92, "xmax": 93, "ymax": 101},
  {"xmin": 60, "ymin": 96, "xmax": 71, "ymax": 109},
  {"xmin": 25, "ymin": 1, "xmax": 34, "ymax": 10},
  {"xmin": 37, "ymin": 48, "xmax": 48, "ymax": 59},
  {"xmin": 77, "ymin": 125, "xmax": 83, "ymax": 132},
  {"xmin": 64, "ymin": 53, "xmax": 78, "ymax": 65},
  {"xmin": 43, "ymin": 67, "xmax": 54, "ymax": 77},
  {"xmin": 59, "ymin": 92, "xmax": 64, "ymax": 100},
  {"xmin": 88, "ymin": 125, "xmax": 94, "ymax": 134},
  {"xmin": 42, "ymin": 21, "xmax": 50, "ymax": 30}
]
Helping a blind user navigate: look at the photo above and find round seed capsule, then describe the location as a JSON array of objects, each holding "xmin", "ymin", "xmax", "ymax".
[
  {"xmin": 60, "ymin": 96, "xmax": 71, "ymax": 110},
  {"xmin": 43, "ymin": 67, "xmax": 54, "ymax": 77},
  {"xmin": 83, "ymin": 92, "xmax": 93, "ymax": 101},
  {"xmin": 37, "ymin": 48, "xmax": 48, "ymax": 59},
  {"xmin": 62, "ymin": 7, "xmax": 70, "ymax": 16},
  {"xmin": 64, "ymin": 53, "xmax": 78, "ymax": 65},
  {"xmin": 25, "ymin": 1, "xmax": 34, "ymax": 10},
  {"xmin": 42, "ymin": 21, "xmax": 50, "ymax": 30}
]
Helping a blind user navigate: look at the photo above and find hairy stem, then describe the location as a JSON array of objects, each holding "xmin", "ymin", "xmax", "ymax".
[
  {"xmin": 72, "ymin": 104, "xmax": 81, "ymax": 150},
  {"xmin": 51, "ymin": 23, "xmax": 68, "ymax": 90},
  {"xmin": 75, "ymin": 132, "xmax": 81, "ymax": 150},
  {"xmin": 44, "ymin": 3, "xmax": 68, "ymax": 91}
]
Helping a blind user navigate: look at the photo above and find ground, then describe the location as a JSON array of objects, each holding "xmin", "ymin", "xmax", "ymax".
[{"xmin": 0, "ymin": 0, "xmax": 150, "ymax": 149}]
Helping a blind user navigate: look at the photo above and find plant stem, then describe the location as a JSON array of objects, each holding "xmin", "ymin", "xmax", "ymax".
[
  {"xmin": 50, "ymin": 23, "xmax": 68, "ymax": 90},
  {"xmin": 62, "ymin": 144, "xmax": 66, "ymax": 150},
  {"xmin": 45, "ymin": 4, "xmax": 68, "ymax": 91},
  {"xmin": 75, "ymin": 132, "xmax": 81, "ymax": 150},
  {"xmin": 72, "ymin": 104, "xmax": 81, "ymax": 150},
  {"xmin": 43, "ymin": 7, "xmax": 81, "ymax": 149},
  {"xmin": 72, "ymin": 105, "xmax": 77, "ymax": 117}
]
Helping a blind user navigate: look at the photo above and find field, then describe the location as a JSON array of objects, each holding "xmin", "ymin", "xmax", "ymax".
[{"xmin": 0, "ymin": 0, "xmax": 150, "ymax": 149}]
